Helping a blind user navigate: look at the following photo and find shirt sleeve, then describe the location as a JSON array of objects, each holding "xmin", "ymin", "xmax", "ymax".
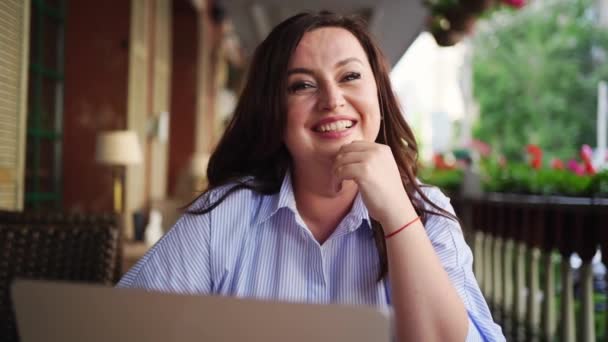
[
  {"xmin": 423, "ymin": 187, "xmax": 505, "ymax": 342},
  {"xmin": 466, "ymin": 315, "xmax": 487, "ymax": 341},
  {"xmin": 116, "ymin": 207, "xmax": 213, "ymax": 295}
]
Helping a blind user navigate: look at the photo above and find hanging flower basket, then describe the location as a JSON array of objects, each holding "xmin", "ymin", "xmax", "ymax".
[{"xmin": 425, "ymin": 0, "xmax": 525, "ymax": 46}]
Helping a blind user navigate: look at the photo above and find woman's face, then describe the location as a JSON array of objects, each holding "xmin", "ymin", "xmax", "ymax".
[{"xmin": 283, "ymin": 27, "xmax": 381, "ymax": 166}]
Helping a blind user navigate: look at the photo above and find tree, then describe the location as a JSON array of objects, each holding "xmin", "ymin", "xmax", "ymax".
[{"xmin": 472, "ymin": 0, "xmax": 608, "ymax": 162}]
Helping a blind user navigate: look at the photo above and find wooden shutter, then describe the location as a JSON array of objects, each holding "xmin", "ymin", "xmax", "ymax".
[{"xmin": 0, "ymin": 0, "xmax": 30, "ymax": 210}]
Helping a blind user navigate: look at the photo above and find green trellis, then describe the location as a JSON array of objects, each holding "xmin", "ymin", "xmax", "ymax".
[{"xmin": 25, "ymin": 0, "xmax": 65, "ymax": 210}]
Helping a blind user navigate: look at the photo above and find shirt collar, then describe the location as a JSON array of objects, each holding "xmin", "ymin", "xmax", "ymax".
[
  {"xmin": 254, "ymin": 171, "xmax": 296, "ymax": 225},
  {"xmin": 350, "ymin": 191, "xmax": 372, "ymax": 230},
  {"xmin": 256, "ymin": 170, "xmax": 372, "ymax": 231}
]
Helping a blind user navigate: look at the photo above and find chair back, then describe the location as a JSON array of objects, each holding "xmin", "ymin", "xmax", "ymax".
[{"xmin": 0, "ymin": 211, "xmax": 120, "ymax": 342}]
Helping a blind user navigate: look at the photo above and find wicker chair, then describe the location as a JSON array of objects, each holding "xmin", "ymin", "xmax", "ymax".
[{"xmin": 0, "ymin": 211, "xmax": 120, "ymax": 342}]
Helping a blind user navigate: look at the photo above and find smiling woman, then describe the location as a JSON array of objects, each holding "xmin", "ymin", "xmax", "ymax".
[
  {"xmin": 283, "ymin": 28, "xmax": 383, "ymax": 228},
  {"xmin": 117, "ymin": 11, "xmax": 505, "ymax": 342}
]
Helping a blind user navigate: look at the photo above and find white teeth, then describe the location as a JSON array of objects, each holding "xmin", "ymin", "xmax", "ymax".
[{"xmin": 317, "ymin": 120, "xmax": 354, "ymax": 133}]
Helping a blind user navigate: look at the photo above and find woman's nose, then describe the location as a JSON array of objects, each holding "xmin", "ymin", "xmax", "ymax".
[{"xmin": 318, "ymin": 82, "xmax": 345, "ymax": 111}]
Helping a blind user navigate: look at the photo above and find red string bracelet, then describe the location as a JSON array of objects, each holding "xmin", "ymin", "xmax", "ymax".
[{"xmin": 384, "ymin": 216, "xmax": 420, "ymax": 239}]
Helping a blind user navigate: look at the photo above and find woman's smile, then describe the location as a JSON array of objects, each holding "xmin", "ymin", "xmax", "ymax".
[{"xmin": 311, "ymin": 116, "xmax": 358, "ymax": 139}]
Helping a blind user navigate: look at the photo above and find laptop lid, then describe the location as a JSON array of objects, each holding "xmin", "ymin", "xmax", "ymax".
[{"xmin": 12, "ymin": 280, "xmax": 390, "ymax": 342}]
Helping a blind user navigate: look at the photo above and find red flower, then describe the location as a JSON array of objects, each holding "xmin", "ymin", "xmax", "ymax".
[
  {"xmin": 550, "ymin": 158, "xmax": 564, "ymax": 170},
  {"xmin": 526, "ymin": 144, "xmax": 543, "ymax": 169},
  {"xmin": 433, "ymin": 153, "xmax": 456, "ymax": 170},
  {"xmin": 502, "ymin": 0, "xmax": 525, "ymax": 8}
]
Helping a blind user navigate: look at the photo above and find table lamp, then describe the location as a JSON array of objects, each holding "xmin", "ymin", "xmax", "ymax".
[{"xmin": 95, "ymin": 130, "xmax": 143, "ymax": 213}]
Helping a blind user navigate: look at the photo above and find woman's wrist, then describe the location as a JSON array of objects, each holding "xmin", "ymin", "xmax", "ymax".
[
  {"xmin": 385, "ymin": 216, "xmax": 420, "ymax": 238},
  {"xmin": 379, "ymin": 199, "xmax": 419, "ymax": 236}
]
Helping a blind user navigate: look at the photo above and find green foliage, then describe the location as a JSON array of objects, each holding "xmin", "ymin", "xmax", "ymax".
[
  {"xmin": 591, "ymin": 169, "xmax": 608, "ymax": 196},
  {"xmin": 422, "ymin": 159, "xmax": 607, "ymax": 197},
  {"xmin": 479, "ymin": 159, "xmax": 608, "ymax": 196},
  {"xmin": 418, "ymin": 168, "xmax": 464, "ymax": 194},
  {"xmin": 472, "ymin": 0, "xmax": 608, "ymax": 162}
]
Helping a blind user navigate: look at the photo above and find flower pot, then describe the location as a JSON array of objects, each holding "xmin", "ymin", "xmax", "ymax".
[{"xmin": 462, "ymin": 0, "xmax": 495, "ymax": 14}]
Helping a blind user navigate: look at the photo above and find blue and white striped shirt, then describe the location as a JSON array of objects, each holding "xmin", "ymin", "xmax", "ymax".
[{"xmin": 118, "ymin": 172, "xmax": 504, "ymax": 341}]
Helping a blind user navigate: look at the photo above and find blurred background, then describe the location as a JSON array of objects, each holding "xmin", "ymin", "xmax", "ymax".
[{"xmin": 0, "ymin": 0, "xmax": 607, "ymax": 341}]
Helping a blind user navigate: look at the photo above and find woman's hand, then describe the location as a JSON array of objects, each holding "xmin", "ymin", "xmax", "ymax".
[
  {"xmin": 335, "ymin": 141, "xmax": 469, "ymax": 341},
  {"xmin": 333, "ymin": 141, "xmax": 416, "ymax": 230}
]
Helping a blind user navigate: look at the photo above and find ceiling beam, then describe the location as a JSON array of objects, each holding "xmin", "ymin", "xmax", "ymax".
[{"xmin": 222, "ymin": 0, "xmax": 428, "ymax": 67}]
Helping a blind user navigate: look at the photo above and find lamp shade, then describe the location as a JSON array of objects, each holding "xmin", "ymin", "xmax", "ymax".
[{"xmin": 96, "ymin": 130, "xmax": 143, "ymax": 165}]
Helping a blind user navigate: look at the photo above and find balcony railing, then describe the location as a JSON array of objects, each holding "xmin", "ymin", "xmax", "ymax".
[{"xmin": 453, "ymin": 194, "xmax": 608, "ymax": 342}]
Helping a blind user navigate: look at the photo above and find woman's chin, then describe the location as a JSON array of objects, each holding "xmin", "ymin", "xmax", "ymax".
[
  {"xmin": 319, "ymin": 137, "xmax": 356, "ymax": 152},
  {"xmin": 317, "ymin": 145, "xmax": 345, "ymax": 159}
]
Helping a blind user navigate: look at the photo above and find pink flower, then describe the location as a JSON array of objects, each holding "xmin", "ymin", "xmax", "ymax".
[
  {"xmin": 502, "ymin": 0, "xmax": 526, "ymax": 8},
  {"xmin": 580, "ymin": 144, "xmax": 596, "ymax": 175},
  {"xmin": 567, "ymin": 159, "xmax": 585, "ymax": 176},
  {"xmin": 469, "ymin": 139, "xmax": 491, "ymax": 157},
  {"xmin": 498, "ymin": 155, "xmax": 508, "ymax": 168}
]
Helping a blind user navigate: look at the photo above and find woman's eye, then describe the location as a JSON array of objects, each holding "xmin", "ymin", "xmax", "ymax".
[
  {"xmin": 288, "ymin": 82, "xmax": 316, "ymax": 94},
  {"xmin": 342, "ymin": 72, "xmax": 361, "ymax": 82}
]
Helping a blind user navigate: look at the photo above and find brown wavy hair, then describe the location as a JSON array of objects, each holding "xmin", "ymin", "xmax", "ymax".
[{"xmin": 190, "ymin": 11, "xmax": 455, "ymax": 279}]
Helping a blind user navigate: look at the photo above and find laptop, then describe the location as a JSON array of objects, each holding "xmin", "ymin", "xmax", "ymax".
[{"xmin": 11, "ymin": 280, "xmax": 390, "ymax": 342}]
